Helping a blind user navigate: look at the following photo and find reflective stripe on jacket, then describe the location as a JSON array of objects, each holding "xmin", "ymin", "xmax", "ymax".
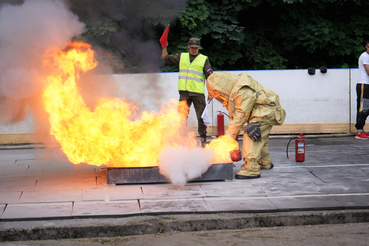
[{"xmin": 178, "ymin": 53, "xmax": 207, "ymax": 93}]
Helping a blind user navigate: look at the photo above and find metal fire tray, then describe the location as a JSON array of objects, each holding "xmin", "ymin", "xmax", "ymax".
[{"xmin": 106, "ymin": 163, "xmax": 233, "ymax": 185}]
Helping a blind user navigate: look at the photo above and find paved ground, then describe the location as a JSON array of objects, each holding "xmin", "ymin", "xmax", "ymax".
[{"xmin": 0, "ymin": 134, "xmax": 369, "ymax": 243}]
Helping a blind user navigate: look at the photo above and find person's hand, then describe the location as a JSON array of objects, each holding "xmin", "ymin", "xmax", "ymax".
[
  {"xmin": 230, "ymin": 149, "xmax": 241, "ymax": 162},
  {"xmin": 161, "ymin": 46, "xmax": 168, "ymax": 58},
  {"xmin": 243, "ymin": 121, "xmax": 262, "ymax": 142},
  {"xmin": 207, "ymin": 93, "xmax": 213, "ymax": 103}
]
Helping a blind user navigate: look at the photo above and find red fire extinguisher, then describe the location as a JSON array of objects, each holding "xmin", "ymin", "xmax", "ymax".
[
  {"xmin": 217, "ymin": 111, "xmax": 225, "ymax": 137},
  {"xmin": 286, "ymin": 133, "xmax": 305, "ymax": 162}
]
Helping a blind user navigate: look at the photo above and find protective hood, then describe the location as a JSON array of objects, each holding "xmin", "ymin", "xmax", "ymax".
[{"xmin": 207, "ymin": 72, "xmax": 239, "ymax": 98}]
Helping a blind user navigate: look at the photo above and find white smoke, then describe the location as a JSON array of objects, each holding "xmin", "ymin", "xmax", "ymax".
[
  {"xmin": 0, "ymin": 0, "xmax": 85, "ymax": 123},
  {"xmin": 158, "ymin": 146, "xmax": 215, "ymax": 186}
]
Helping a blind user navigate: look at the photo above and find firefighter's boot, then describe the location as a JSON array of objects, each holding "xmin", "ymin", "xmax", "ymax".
[{"xmin": 235, "ymin": 161, "xmax": 260, "ymax": 179}]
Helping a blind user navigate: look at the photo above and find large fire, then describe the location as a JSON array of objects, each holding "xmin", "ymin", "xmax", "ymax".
[{"xmin": 42, "ymin": 41, "xmax": 238, "ymax": 167}]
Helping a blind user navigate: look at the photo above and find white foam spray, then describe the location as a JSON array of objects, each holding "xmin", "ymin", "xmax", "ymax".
[{"xmin": 158, "ymin": 146, "xmax": 215, "ymax": 186}]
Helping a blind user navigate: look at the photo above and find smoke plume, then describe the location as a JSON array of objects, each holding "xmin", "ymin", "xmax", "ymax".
[
  {"xmin": 0, "ymin": 0, "xmax": 85, "ymax": 125},
  {"xmin": 158, "ymin": 146, "xmax": 215, "ymax": 186}
]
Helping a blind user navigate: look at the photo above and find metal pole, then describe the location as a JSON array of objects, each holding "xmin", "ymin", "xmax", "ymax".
[{"xmin": 349, "ymin": 68, "xmax": 352, "ymax": 133}]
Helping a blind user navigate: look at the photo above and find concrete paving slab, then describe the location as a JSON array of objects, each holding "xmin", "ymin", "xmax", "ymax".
[
  {"xmin": 0, "ymin": 164, "xmax": 29, "ymax": 176},
  {"xmin": 0, "ymin": 176, "xmax": 37, "ymax": 192},
  {"xmin": 260, "ymin": 181, "xmax": 324, "ymax": 196},
  {"xmin": 204, "ymin": 197, "xmax": 276, "ymax": 211},
  {"xmin": 20, "ymin": 189, "xmax": 82, "ymax": 203},
  {"xmin": 0, "ymin": 191, "xmax": 21, "ymax": 204},
  {"xmin": 330, "ymin": 194, "xmax": 369, "ymax": 206},
  {"xmin": 1, "ymin": 202, "xmax": 73, "ymax": 220},
  {"xmin": 140, "ymin": 198, "xmax": 209, "ymax": 213},
  {"xmin": 259, "ymin": 171, "xmax": 324, "ymax": 184},
  {"xmin": 141, "ymin": 184, "xmax": 206, "ymax": 199},
  {"xmin": 362, "ymin": 167, "xmax": 369, "ymax": 174},
  {"xmin": 316, "ymin": 181, "xmax": 369, "ymax": 194},
  {"xmin": 35, "ymin": 176, "xmax": 97, "ymax": 190},
  {"xmin": 268, "ymin": 195, "xmax": 343, "ymax": 210},
  {"xmin": 272, "ymin": 166, "xmax": 310, "ymax": 173},
  {"xmin": 0, "ymin": 149, "xmax": 36, "ymax": 161},
  {"xmin": 72, "ymin": 200, "xmax": 140, "ymax": 217},
  {"xmin": 200, "ymin": 181, "xmax": 266, "ymax": 197},
  {"xmin": 105, "ymin": 186, "xmax": 144, "ymax": 201}
]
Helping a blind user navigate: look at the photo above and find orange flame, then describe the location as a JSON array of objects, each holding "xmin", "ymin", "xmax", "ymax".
[
  {"xmin": 41, "ymin": 41, "xmax": 238, "ymax": 167},
  {"xmin": 205, "ymin": 135, "xmax": 239, "ymax": 163}
]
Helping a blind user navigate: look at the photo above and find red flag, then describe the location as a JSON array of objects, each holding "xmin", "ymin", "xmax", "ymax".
[{"xmin": 160, "ymin": 24, "xmax": 169, "ymax": 48}]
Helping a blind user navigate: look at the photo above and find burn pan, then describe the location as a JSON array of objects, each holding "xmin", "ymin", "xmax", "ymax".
[{"xmin": 106, "ymin": 163, "xmax": 233, "ymax": 185}]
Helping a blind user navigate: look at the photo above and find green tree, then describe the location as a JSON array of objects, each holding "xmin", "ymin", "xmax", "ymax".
[{"xmin": 69, "ymin": 0, "xmax": 369, "ymax": 72}]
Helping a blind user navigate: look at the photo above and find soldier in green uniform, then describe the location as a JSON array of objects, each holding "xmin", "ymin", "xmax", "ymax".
[{"xmin": 161, "ymin": 38, "xmax": 213, "ymax": 147}]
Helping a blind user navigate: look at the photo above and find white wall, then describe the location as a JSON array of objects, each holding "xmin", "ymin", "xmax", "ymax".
[{"xmin": 0, "ymin": 68, "xmax": 360, "ymax": 133}]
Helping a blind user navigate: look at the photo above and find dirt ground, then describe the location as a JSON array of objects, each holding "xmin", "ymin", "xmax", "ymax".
[{"xmin": 1, "ymin": 222, "xmax": 368, "ymax": 246}]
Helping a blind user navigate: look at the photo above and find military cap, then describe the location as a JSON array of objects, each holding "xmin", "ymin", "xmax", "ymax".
[{"xmin": 188, "ymin": 38, "xmax": 201, "ymax": 47}]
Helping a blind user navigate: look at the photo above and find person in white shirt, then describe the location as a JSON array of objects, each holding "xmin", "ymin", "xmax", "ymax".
[{"xmin": 355, "ymin": 40, "xmax": 369, "ymax": 140}]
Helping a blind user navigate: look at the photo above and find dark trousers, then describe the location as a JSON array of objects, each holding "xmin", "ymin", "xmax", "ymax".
[
  {"xmin": 179, "ymin": 91, "xmax": 207, "ymax": 137},
  {"xmin": 355, "ymin": 83, "xmax": 369, "ymax": 130}
]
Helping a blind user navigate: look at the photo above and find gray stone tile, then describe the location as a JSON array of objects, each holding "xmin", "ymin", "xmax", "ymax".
[
  {"xmin": 140, "ymin": 198, "xmax": 208, "ymax": 213},
  {"xmin": 96, "ymin": 175, "xmax": 107, "ymax": 186},
  {"xmin": 106, "ymin": 186, "xmax": 144, "ymax": 201},
  {"xmin": 268, "ymin": 195, "xmax": 342, "ymax": 210},
  {"xmin": 272, "ymin": 166, "xmax": 310, "ymax": 173},
  {"xmin": 310, "ymin": 167, "xmax": 369, "ymax": 183},
  {"xmin": 0, "ymin": 176, "xmax": 37, "ymax": 192},
  {"xmin": 0, "ymin": 159, "xmax": 15, "ymax": 167},
  {"xmin": 1, "ymin": 202, "xmax": 72, "ymax": 219},
  {"xmin": 35, "ymin": 175, "xmax": 97, "ymax": 190},
  {"xmin": 204, "ymin": 197, "xmax": 276, "ymax": 211},
  {"xmin": 72, "ymin": 200, "xmax": 140, "ymax": 216},
  {"xmin": 20, "ymin": 189, "xmax": 82, "ymax": 203},
  {"xmin": 331, "ymin": 194, "xmax": 369, "ymax": 207},
  {"xmin": 200, "ymin": 182, "xmax": 266, "ymax": 197},
  {"xmin": 0, "ymin": 191, "xmax": 22, "ymax": 204},
  {"xmin": 0, "ymin": 164, "xmax": 29, "ymax": 176},
  {"xmin": 0, "ymin": 153, "xmax": 36, "ymax": 161},
  {"xmin": 82, "ymin": 188, "xmax": 108, "ymax": 201},
  {"xmin": 260, "ymin": 181, "xmax": 324, "ymax": 196},
  {"xmin": 316, "ymin": 182, "xmax": 369, "ymax": 194},
  {"xmin": 82, "ymin": 186, "xmax": 143, "ymax": 201},
  {"xmin": 141, "ymin": 184, "xmax": 206, "ymax": 199},
  {"xmin": 362, "ymin": 167, "xmax": 369, "ymax": 174},
  {"xmin": 16, "ymin": 159, "xmax": 76, "ymax": 173}
]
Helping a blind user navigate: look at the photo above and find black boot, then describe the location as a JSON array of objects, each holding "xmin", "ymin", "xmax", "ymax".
[{"xmin": 200, "ymin": 134, "xmax": 206, "ymax": 148}]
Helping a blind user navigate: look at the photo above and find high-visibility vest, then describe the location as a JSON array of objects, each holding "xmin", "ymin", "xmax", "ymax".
[{"xmin": 178, "ymin": 53, "xmax": 207, "ymax": 93}]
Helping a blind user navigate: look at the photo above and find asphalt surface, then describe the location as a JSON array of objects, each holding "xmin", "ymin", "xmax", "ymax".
[{"xmin": 0, "ymin": 134, "xmax": 369, "ymax": 243}]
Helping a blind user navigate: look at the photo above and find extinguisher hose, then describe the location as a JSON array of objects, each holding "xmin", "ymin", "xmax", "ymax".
[{"xmin": 286, "ymin": 137, "xmax": 297, "ymax": 159}]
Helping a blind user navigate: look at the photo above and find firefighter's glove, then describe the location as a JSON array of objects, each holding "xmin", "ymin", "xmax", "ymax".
[{"xmin": 243, "ymin": 122, "xmax": 262, "ymax": 142}]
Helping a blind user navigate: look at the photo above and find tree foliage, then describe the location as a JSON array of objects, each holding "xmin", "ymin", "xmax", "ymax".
[{"xmin": 70, "ymin": 0, "xmax": 369, "ymax": 73}]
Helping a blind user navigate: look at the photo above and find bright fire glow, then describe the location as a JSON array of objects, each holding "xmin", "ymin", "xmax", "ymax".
[
  {"xmin": 42, "ymin": 41, "xmax": 238, "ymax": 167},
  {"xmin": 205, "ymin": 135, "xmax": 239, "ymax": 163}
]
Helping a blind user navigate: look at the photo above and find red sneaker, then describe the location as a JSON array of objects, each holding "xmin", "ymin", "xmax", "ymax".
[
  {"xmin": 355, "ymin": 132, "xmax": 369, "ymax": 140},
  {"xmin": 364, "ymin": 132, "xmax": 369, "ymax": 137}
]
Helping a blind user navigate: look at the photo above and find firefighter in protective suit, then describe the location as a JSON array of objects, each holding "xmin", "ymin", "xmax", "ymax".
[{"xmin": 206, "ymin": 72, "xmax": 286, "ymax": 179}]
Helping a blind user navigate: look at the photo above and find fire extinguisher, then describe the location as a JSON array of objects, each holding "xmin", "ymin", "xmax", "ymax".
[
  {"xmin": 286, "ymin": 133, "xmax": 305, "ymax": 162},
  {"xmin": 217, "ymin": 111, "xmax": 226, "ymax": 137}
]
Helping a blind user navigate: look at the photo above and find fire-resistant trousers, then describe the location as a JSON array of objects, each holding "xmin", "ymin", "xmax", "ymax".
[{"xmin": 239, "ymin": 124, "xmax": 273, "ymax": 177}]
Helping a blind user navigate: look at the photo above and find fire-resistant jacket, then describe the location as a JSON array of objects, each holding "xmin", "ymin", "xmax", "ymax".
[
  {"xmin": 178, "ymin": 53, "xmax": 207, "ymax": 94},
  {"xmin": 206, "ymin": 72, "xmax": 286, "ymax": 139}
]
